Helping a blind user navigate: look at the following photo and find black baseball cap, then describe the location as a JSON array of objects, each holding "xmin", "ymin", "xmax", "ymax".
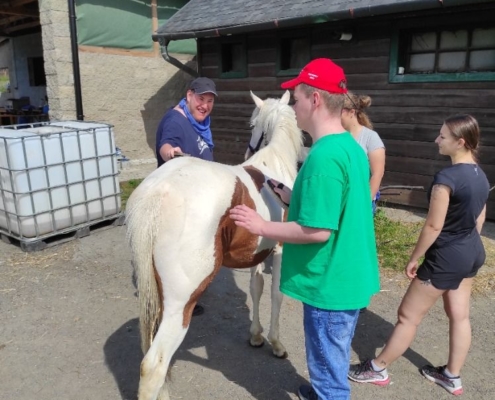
[{"xmin": 189, "ymin": 77, "xmax": 218, "ymax": 96}]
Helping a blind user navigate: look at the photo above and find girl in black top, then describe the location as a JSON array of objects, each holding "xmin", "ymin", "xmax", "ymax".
[{"xmin": 349, "ymin": 114, "xmax": 489, "ymax": 396}]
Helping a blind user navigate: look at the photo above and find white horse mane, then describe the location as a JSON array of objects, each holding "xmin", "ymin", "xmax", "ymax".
[{"xmin": 242, "ymin": 91, "xmax": 303, "ymax": 183}]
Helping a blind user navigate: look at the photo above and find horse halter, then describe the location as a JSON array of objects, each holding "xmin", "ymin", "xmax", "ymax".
[{"xmin": 248, "ymin": 131, "xmax": 268, "ymax": 154}]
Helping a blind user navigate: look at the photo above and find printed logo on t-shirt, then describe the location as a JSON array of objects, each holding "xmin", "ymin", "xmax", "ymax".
[{"xmin": 197, "ymin": 136, "xmax": 209, "ymax": 155}]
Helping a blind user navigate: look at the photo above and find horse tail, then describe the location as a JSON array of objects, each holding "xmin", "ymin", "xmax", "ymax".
[{"xmin": 125, "ymin": 185, "xmax": 163, "ymax": 354}]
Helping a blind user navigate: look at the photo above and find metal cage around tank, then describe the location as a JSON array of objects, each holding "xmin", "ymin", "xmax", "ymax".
[{"xmin": 0, "ymin": 120, "xmax": 123, "ymax": 250}]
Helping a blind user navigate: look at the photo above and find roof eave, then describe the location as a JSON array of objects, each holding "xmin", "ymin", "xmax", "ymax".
[
  {"xmin": 153, "ymin": 13, "xmax": 342, "ymax": 42},
  {"xmin": 153, "ymin": 0, "xmax": 490, "ymax": 42}
]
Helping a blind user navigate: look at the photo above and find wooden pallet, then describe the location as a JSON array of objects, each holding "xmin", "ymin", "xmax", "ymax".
[{"xmin": 0, "ymin": 214, "xmax": 126, "ymax": 252}]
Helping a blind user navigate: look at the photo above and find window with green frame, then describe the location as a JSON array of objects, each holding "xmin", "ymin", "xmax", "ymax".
[
  {"xmin": 390, "ymin": 25, "xmax": 495, "ymax": 83},
  {"xmin": 276, "ymin": 32, "xmax": 310, "ymax": 76},
  {"xmin": 219, "ymin": 36, "xmax": 247, "ymax": 79}
]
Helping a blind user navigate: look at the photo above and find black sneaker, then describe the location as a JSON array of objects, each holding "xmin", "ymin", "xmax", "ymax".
[
  {"xmin": 421, "ymin": 365, "xmax": 463, "ymax": 395},
  {"xmin": 298, "ymin": 385, "xmax": 318, "ymax": 400},
  {"xmin": 192, "ymin": 304, "xmax": 204, "ymax": 316},
  {"xmin": 348, "ymin": 359, "xmax": 390, "ymax": 386}
]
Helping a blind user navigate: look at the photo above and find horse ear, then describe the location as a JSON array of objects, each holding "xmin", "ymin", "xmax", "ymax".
[
  {"xmin": 281, "ymin": 90, "xmax": 291, "ymax": 105},
  {"xmin": 250, "ymin": 91, "xmax": 264, "ymax": 109}
]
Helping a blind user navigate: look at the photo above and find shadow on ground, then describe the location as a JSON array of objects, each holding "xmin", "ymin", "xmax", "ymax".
[
  {"xmin": 104, "ymin": 318, "xmax": 142, "ymax": 400},
  {"xmin": 174, "ymin": 268, "xmax": 305, "ymax": 399},
  {"xmin": 104, "ymin": 267, "xmax": 305, "ymax": 400},
  {"xmin": 352, "ymin": 309, "xmax": 430, "ymax": 369}
]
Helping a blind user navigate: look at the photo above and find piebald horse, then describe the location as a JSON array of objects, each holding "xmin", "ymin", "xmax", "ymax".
[{"xmin": 125, "ymin": 90, "xmax": 303, "ymax": 400}]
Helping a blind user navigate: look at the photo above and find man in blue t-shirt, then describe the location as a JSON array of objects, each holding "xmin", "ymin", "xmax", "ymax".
[
  {"xmin": 155, "ymin": 77, "xmax": 217, "ymax": 316},
  {"xmin": 155, "ymin": 77, "xmax": 217, "ymax": 167}
]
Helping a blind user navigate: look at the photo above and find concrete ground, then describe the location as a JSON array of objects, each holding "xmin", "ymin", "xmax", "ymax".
[{"xmin": 118, "ymin": 158, "xmax": 157, "ymax": 182}]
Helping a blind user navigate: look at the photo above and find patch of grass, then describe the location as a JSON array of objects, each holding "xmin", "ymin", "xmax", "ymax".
[
  {"xmin": 374, "ymin": 210, "xmax": 495, "ymax": 294},
  {"xmin": 475, "ymin": 237, "xmax": 495, "ymax": 294},
  {"xmin": 120, "ymin": 179, "xmax": 143, "ymax": 209},
  {"xmin": 481, "ymin": 237, "xmax": 495, "ymax": 268},
  {"xmin": 374, "ymin": 209, "xmax": 423, "ymax": 271},
  {"xmin": 0, "ymin": 75, "xmax": 9, "ymax": 93}
]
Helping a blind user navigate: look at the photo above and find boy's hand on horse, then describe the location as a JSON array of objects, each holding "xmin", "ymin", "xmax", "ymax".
[{"xmin": 229, "ymin": 204, "xmax": 266, "ymax": 235}]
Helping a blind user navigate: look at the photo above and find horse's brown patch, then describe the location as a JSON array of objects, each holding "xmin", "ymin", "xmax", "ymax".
[
  {"xmin": 152, "ymin": 260, "xmax": 164, "ymax": 338},
  {"xmin": 182, "ymin": 177, "xmax": 273, "ymax": 328},
  {"xmin": 243, "ymin": 166, "xmax": 265, "ymax": 192},
  {"xmin": 182, "ymin": 255, "xmax": 223, "ymax": 328},
  {"xmin": 278, "ymin": 208, "xmax": 289, "ymax": 247},
  {"xmin": 221, "ymin": 177, "xmax": 273, "ymax": 268},
  {"xmin": 283, "ymin": 208, "xmax": 288, "ymax": 222}
]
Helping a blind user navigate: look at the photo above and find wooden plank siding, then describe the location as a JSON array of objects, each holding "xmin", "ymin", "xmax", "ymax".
[{"xmin": 198, "ymin": 12, "xmax": 495, "ymax": 218}]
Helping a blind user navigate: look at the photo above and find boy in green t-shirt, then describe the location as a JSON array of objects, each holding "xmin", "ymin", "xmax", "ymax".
[{"xmin": 230, "ymin": 58, "xmax": 379, "ymax": 400}]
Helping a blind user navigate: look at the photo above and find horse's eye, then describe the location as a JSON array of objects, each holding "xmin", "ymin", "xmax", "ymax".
[{"xmin": 249, "ymin": 123, "xmax": 255, "ymax": 129}]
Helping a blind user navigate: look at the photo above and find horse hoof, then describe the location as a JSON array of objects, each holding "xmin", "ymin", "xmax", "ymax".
[
  {"xmin": 273, "ymin": 350, "xmax": 288, "ymax": 359},
  {"xmin": 248, "ymin": 339, "xmax": 265, "ymax": 348}
]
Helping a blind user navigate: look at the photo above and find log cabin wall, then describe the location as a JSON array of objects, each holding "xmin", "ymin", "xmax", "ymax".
[{"xmin": 198, "ymin": 5, "xmax": 495, "ymax": 218}]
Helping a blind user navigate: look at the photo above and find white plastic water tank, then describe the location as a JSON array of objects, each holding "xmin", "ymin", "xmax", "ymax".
[{"xmin": 0, "ymin": 121, "xmax": 121, "ymax": 238}]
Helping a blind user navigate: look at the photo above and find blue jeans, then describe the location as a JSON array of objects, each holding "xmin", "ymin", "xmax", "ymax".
[{"xmin": 303, "ymin": 304, "xmax": 360, "ymax": 400}]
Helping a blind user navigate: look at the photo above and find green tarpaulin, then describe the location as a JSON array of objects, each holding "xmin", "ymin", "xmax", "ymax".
[{"xmin": 76, "ymin": 0, "xmax": 196, "ymax": 54}]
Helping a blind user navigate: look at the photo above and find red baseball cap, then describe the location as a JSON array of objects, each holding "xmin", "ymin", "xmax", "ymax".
[{"xmin": 281, "ymin": 58, "xmax": 348, "ymax": 94}]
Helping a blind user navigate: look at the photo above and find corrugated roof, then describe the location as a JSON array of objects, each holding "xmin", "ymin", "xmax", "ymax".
[{"xmin": 154, "ymin": 0, "xmax": 493, "ymax": 40}]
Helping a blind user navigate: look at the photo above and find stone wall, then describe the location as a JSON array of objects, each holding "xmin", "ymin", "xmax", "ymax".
[
  {"xmin": 78, "ymin": 51, "xmax": 195, "ymax": 161},
  {"xmin": 39, "ymin": 0, "xmax": 195, "ymax": 162},
  {"xmin": 39, "ymin": 0, "xmax": 75, "ymax": 120}
]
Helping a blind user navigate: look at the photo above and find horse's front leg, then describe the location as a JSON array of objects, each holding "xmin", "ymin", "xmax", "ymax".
[
  {"xmin": 267, "ymin": 248, "xmax": 288, "ymax": 358},
  {"xmin": 249, "ymin": 263, "xmax": 265, "ymax": 348}
]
